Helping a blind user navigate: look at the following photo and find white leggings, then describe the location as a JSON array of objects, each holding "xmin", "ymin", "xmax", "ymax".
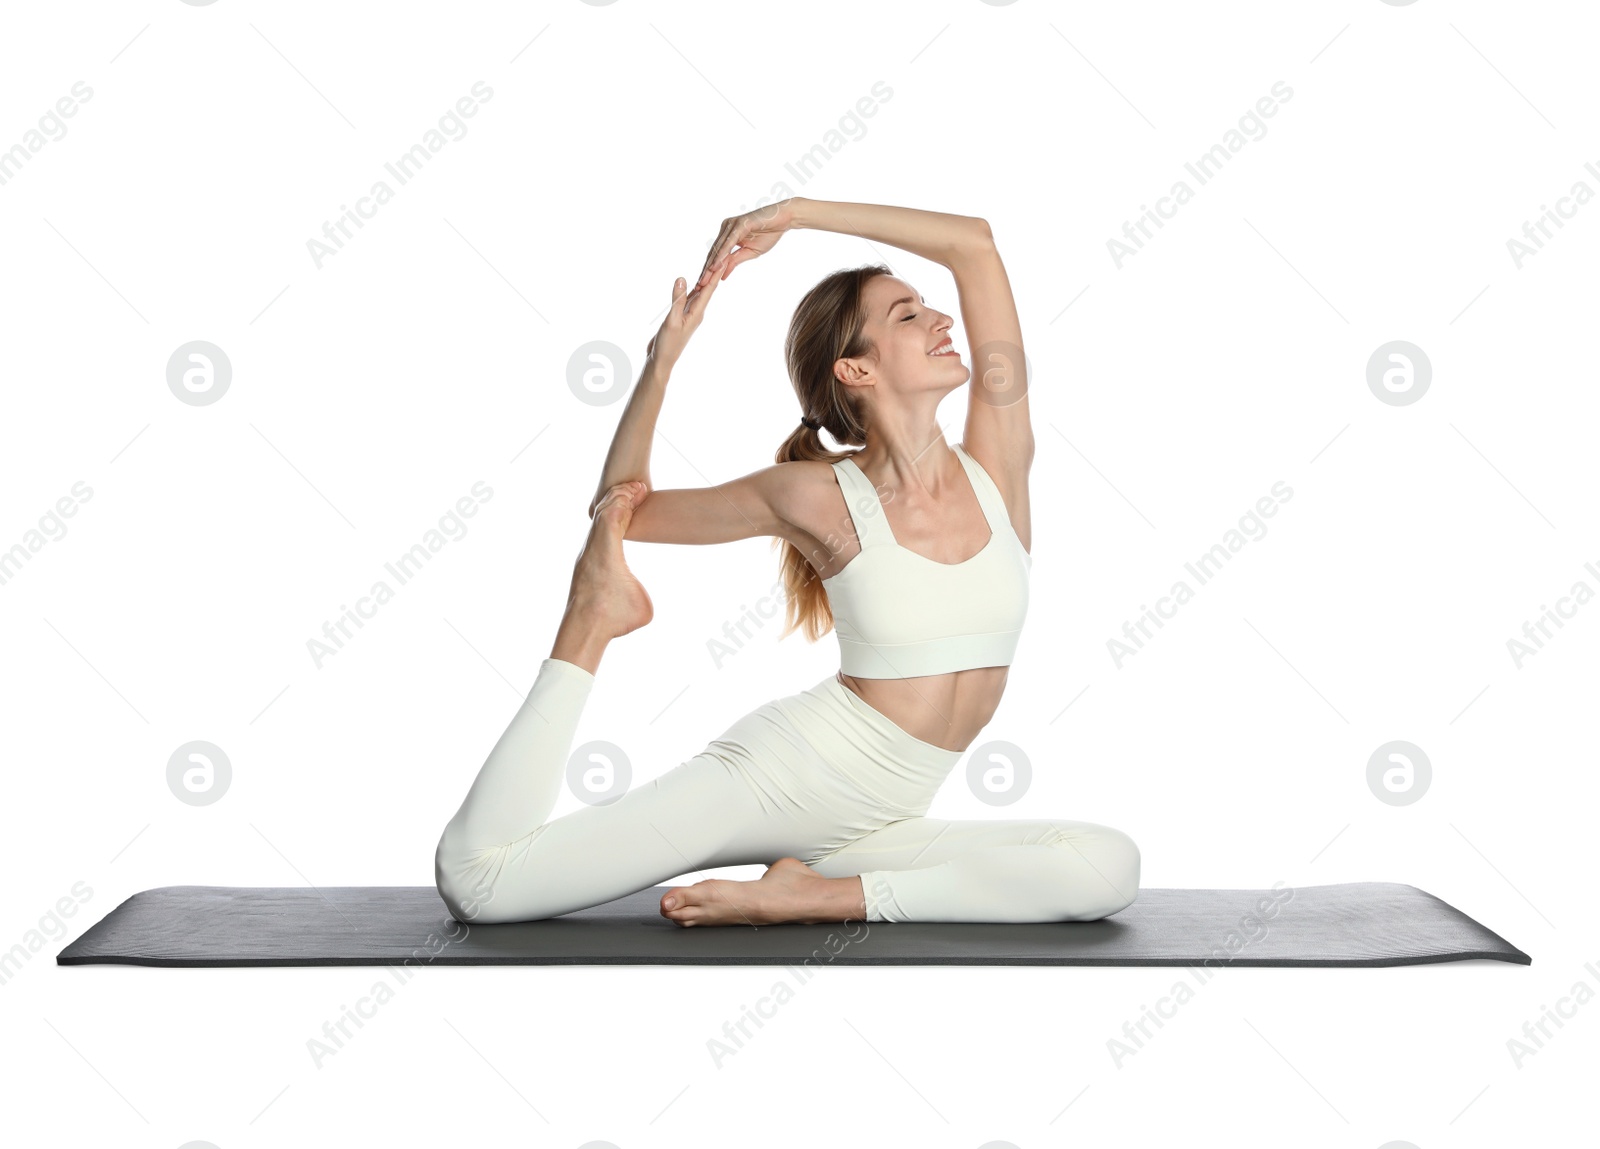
[{"xmin": 434, "ymin": 657, "xmax": 1141, "ymax": 925}]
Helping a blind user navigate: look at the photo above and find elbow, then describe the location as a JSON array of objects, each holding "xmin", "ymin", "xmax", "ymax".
[{"xmin": 948, "ymin": 217, "xmax": 995, "ymax": 266}]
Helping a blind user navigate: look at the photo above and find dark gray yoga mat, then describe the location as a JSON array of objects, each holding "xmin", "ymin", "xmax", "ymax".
[{"xmin": 57, "ymin": 881, "xmax": 1528, "ymax": 968}]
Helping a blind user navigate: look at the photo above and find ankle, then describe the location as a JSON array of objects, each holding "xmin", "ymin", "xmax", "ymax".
[
  {"xmin": 826, "ymin": 875, "xmax": 867, "ymax": 921},
  {"xmin": 782, "ymin": 868, "xmax": 865, "ymax": 922},
  {"xmin": 550, "ymin": 619, "xmax": 606, "ymax": 676}
]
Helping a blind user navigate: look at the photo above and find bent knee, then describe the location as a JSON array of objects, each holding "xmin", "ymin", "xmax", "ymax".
[
  {"xmin": 434, "ymin": 833, "xmax": 507, "ymax": 924},
  {"xmin": 436, "ymin": 865, "xmax": 512, "ymax": 925},
  {"xmin": 435, "ymin": 829, "xmax": 577, "ymax": 925},
  {"xmin": 433, "ymin": 846, "xmax": 472, "ymax": 922},
  {"xmin": 1050, "ymin": 822, "xmax": 1141, "ymax": 919}
]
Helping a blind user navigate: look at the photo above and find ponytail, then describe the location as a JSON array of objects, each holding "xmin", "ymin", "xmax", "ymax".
[{"xmin": 774, "ymin": 264, "xmax": 889, "ymax": 642}]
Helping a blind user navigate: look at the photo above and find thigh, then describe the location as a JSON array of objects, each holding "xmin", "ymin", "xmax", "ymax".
[
  {"xmin": 443, "ymin": 751, "xmax": 781, "ymax": 923},
  {"xmin": 808, "ymin": 815, "xmax": 1125, "ymax": 877},
  {"xmin": 810, "ymin": 815, "xmax": 1142, "ymax": 923}
]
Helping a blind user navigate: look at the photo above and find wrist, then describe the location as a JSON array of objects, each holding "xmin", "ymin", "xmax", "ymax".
[{"xmin": 786, "ymin": 196, "xmax": 814, "ymax": 231}]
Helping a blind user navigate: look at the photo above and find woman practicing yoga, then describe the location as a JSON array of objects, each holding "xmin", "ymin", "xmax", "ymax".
[{"xmin": 434, "ymin": 197, "xmax": 1140, "ymax": 927}]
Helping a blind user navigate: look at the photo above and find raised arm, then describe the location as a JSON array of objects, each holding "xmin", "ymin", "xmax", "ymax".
[
  {"xmin": 944, "ymin": 227, "xmax": 1033, "ymax": 496},
  {"xmin": 586, "ymin": 260, "xmax": 729, "ymax": 518},
  {"xmin": 586, "ymin": 352, "xmax": 670, "ymax": 519},
  {"xmin": 697, "ymin": 197, "xmax": 989, "ymax": 286},
  {"xmin": 788, "ymin": 198, "xmax": 991, "ymax": 269},
  {"xmin": 775, "ymin": 199, "xmax": 1033, "ymax": 543}
]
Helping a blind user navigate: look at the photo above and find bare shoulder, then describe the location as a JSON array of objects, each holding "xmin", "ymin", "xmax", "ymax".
[
  {"xmin": 759, "ymin": 457, "xmax": 860, "ymax": 575},
  {"xmin": 761, "ymin": 457, "xmax": 842, "ymax": 529}
]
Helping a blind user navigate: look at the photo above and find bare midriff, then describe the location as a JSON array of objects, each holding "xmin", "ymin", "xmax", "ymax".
[{"xmin": 836, "ymin": 663, "xmax": 1010, "ymax": 753}]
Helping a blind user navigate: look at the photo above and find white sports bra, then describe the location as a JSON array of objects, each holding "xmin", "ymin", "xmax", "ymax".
[{"xmin": 821, "ymin": 443, "xmax": 1031, "ymax": 679}]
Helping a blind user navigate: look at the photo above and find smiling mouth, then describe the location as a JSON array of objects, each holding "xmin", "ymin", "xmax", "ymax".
[{"xmin": 929, "ymin": 340, "xmax": 958, "ymax": 357}]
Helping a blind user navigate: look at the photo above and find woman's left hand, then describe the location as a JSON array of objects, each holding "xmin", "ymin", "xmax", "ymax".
[
  {"xmin": 697, "ymin": 199, "xmax": 801, "ymax": 287},
  {"xmin": 645, "ymin": 260, "xmax": 727, "ymax": 367}
]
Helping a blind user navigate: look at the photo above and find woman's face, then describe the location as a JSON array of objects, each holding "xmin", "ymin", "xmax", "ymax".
[{"xmin": 842, "ymin": 275, "xmax": 969, "ymax": 400}]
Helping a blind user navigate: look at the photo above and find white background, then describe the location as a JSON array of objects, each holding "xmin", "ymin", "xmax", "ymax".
[{"xmin": 2, "ymin": 1, "xmax": 1595, "ymax": 1146}]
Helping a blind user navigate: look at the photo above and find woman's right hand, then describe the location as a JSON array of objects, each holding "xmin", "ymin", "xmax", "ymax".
[{"xmin": 645, "ymin": 257, "xmax": 728, "ymax": 367}]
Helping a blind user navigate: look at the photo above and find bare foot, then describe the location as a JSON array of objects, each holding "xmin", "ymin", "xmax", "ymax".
[
  {"xmin": 566, "ymin": 480, "xmax": 654, "ymax": 640},
  {"xmin": 659, "ymin": 857, "xmax": 865, "ymax": 926}
]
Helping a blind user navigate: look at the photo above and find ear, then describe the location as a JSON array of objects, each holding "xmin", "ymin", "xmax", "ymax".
[{"xmin": 833, "ymin": 356, "xmax": 870, "ymax": 389}]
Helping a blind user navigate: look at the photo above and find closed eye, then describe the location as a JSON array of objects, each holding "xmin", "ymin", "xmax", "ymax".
[{"xmin": 902, "ymin": 314, "xmax": 916, "ymax": 322}]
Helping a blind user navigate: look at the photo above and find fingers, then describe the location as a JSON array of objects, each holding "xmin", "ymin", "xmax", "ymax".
[
  {"xmin": 699, "ymin": 240, "xmax": 736, "ymax": 287},
  {"xmin": 660, "ymin": 263, "xmax": 722, "ymax": 335},
  {"xmin": 685, "ymin": 261, "xmax": 724, "ymax": 314},
  {"xmin": 684, "ymin": 259, "xmax": 728, "ymax": 310},
  {"xmin": 701, "ymin": 222, "xmax": 734, "ymax": 283},
  {"xmin": 672, "ymin": 275, "xmax": 701, "ymax": 319},
  {"xmin": 595, "ymin": 479, "xmax": 647, "ymax": 518}
]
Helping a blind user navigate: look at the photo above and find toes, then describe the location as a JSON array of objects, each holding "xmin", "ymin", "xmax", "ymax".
[
  {"xmin": 663, "ymin": 882, "xmax": 720, "ymax": 923},
  {"xmin": 661, "ymin": 887, "xmax": 707, "ymax": 927},
  {"xmin": 608, "ymin": 480, "xmax": 647, "ymax": 509}
]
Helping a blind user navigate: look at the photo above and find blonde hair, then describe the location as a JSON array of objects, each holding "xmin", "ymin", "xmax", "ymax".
[{"xmin": 773, "ymin": 263, "xmax": 892, "ymax": 641}]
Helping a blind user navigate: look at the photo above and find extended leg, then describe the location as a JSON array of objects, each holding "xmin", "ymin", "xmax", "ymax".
[
  {"xmin": 808, "ymin": 816, "xmax": 1141, "ymax": 923},
  {"xmin": 437, "ymin": 730, "xmax": 781, "ymax": 924},
  {"xmin": 434, "ymin": 480, "xmax": 664, "ymax": 922}
]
